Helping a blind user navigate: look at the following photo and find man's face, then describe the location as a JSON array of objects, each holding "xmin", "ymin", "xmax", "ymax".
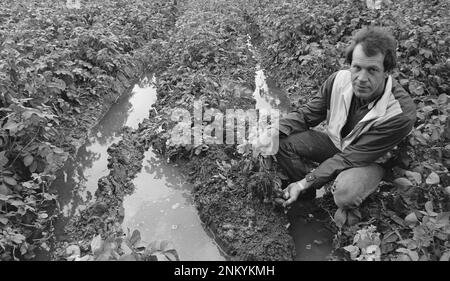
[{"xmin": 350, "ymin": 44, "xmax": 387, "ymax": 101}]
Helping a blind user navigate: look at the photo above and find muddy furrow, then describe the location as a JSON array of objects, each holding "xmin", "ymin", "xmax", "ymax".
[
  {"xmin": 53, "ymin": 124, "xmax": 156, "ymax": 259},
  {"xmin": 136, "ymin": 0, "xmax": 296, "ymax": 260}
]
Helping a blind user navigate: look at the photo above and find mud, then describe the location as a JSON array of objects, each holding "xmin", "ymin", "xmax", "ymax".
[
  {"xmin": 53, "ymin": 125, "xmax": 151, "ymax": 259},
  {"xmin": 139, "ymin": 88, "xmax": 296, "ymax": 260},
  {"xmin": 145, "ymin": 143, "xmax": 296, "ymax": 261}
]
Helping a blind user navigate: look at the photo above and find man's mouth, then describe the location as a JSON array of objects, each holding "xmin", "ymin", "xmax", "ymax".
[{"xmin": 355, "ymin": 85, "xmax": 369, "ymax": 91}]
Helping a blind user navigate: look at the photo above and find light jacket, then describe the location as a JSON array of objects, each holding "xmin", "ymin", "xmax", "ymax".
[{"xmin": 278, "ymin": 70, "xmax": 416, "ymax": 189}]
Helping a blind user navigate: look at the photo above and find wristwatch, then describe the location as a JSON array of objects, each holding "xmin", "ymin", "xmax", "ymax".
[{"xmin": 305, "ymin": 173, "xmax": 316, "ymax": 183}]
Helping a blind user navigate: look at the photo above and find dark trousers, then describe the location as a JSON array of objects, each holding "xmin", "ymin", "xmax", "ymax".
[{"xmin": 275, "ymin": 130, "xmax": 384, "ymax": 209}]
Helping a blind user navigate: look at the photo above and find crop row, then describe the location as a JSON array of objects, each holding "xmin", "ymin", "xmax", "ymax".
[{"xmin": 0, "ymin": 0, "xmax": 177, "ymax": 260}]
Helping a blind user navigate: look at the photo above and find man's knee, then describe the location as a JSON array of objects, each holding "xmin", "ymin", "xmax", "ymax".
[
  {"xmin": 333, "ymin": 188, "xmax": 363, "ymax": 209},
  {"xmin": 332, "ymin": 165, "xmax": 385, "ymax": 209}
]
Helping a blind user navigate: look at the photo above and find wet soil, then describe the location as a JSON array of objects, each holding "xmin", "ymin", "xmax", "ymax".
[
  {"xmin": 52, "ymin": 125, "xmax": 147, "ymax": 259},
  {"xmin": 47, "ymin": 3, "xmax": 334, "ymax": 261},
  {"xmin": 139, "ymin": 80, "xmax": 297, "ymax": 260},
  {"xmin": 52, "ymin": 80, "xmax": 225, "ymax": 260}
]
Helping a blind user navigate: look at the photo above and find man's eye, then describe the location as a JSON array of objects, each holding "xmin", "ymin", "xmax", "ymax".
[
  {"xmin": 352, "ymin": 65, "xmax": 361, "ymax": 70},
  {"xmin": 369, "ymin": 68, "xmax": 377, "ymax": 73}
]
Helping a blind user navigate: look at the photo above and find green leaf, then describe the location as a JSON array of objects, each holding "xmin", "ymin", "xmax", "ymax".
[
  {"xmin": 437, "ymin": 94, "xmax": 448, "ymax": 105},
  {"xmin": 393, "ymin": 177, "xmax": 413, "ymax": 188},
  {"xmin": 3, "ymin": 121, "xmax": 20, "ymax": 135},
  {"xmin": 0, "ymin": 216, "xmax": 8, "ymax": 225},
  {"xmin": 334, "ymin": 208, "xmax": 346, "ymax": 228},
  {"xmin": 47, "ymin": 79, "xmax": 66, "ymax": 91},
  {"xmin": 440, "ymin": 251, "xmax": 450, "ymax": 261},
  {"xmin": 404, "ymin": 171, "xmax": 422, "ymax": 185},
  {"xmin": 343, "ymin": 245, "xmax": 360, "ymax": 260},
  {"xmin": 66, "ymin": 245, "xmax": 81, "ymax": 257},
  {"xmin": 3, "ymin": 176, "xmax": 17, "ymax": 186},
  {"xmin": 11, "ymin": 233, "xmax": 26, "ymax": 244},
  {"xmin": 399, "ymin": 79, "xmax": 409, "ymax": 86},
  {"xmin": 0, "ymin": 184, "xmax": 10, "ymax": 196},
  {"xmin": 90, "ymin": 234, "xmax": 103, "ymax": 255},
  {"xmin": 23, "ymin": 155, "xmax": 34, "ymax": 167},
  {"xmin": 396, "ymin": 248, "xmax": 419, "ymax": 261},
  {"xmin": 382, "ymin": 232, "xmax": 398, "ymax": 243},
  {"xmin": 153, "ymin": 252, "xmax": 169, "ymax": 261},
  {"xmin": 405, "ymin": 212, "xmax": 418, "ymax": 225},
  {"xmin": 424, "ymin": 201, "xmax": 437, "ymax": 216},
  {"xmin": 160, "ymin": 240, "xmax": 176, "ymax": 252},
  {"xmin": 425, "ymin": 172, "xmax": 439, "ymax": 185},
  {"xmin": 396, "ymin": 254, "xmax": 411, "ymax": 261},
  {"xmin": 408, "ymin": 80, "xmax": 424, "ymax": 96},
  {"xmin": 121, "ymin": 242, "xmax": 133, "ymax": 255},
  {"xmin": 164, "ymin": 250, "xmax": 179, "ymax": 261},
  {"xmin": 397, "ymin": 238, "xmax": 418, "ymax": 250},
  {"xmin": 390, "ymin": 214, "xmax": 406, "ymax": 227},
  {"xmin": 0, "ymin": 151, "xmax": 8, "ymax": 168},
  {"xmin": 129, "ymin": 230, "xmax": 141, "ymax": 247},
  {"xmin": 436, "ymin": 212, "xmax": 450, "ymax": 225},
  {"xmin": 29, "ymin": 161, "xmax": 37, "ymax": 173}
]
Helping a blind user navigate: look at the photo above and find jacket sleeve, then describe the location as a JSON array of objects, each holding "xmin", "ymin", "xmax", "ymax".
[
  {"xmin": 278, "ymin": 72, "xmax": 338, "ymax": 136},
  {"xmin": 306, "ymin": 113, "xmax": 414, "ymax": 189}
]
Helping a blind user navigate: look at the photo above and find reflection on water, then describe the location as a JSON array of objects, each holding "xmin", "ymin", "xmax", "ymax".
[
  {"xmin": 247, "ymin": 35, "xmax": 291, "ymax": 116},
  {"xmin": 253, "ymin": 70, "xmax": 291, "ymax": 114},
  {"xmin": 52, "ymin": 77, "xmax": 157, "ymax": 238},
  {"xmin": 287, "ymin": 205, "xmax": 334, "ymax": 261},
  {"xmin": 51, "ymin": 75, "xmax": 223, "ymax": 261},
  {"xmin": 122, "ymin": 149, "xmax": 225, "ymax": 261}
]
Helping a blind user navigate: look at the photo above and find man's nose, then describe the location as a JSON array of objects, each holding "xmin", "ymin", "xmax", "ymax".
[{"xmin": 358, "ymin": 70, "xmax": 369, "ymax": 82}]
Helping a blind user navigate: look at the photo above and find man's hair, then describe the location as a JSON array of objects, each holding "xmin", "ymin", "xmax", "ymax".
[{"xmin": 345, "ymin": 26, "xmax": 397, "ymax": 72}]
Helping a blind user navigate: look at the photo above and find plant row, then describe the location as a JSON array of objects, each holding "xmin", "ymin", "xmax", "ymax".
[{"xmin": 0, "ymin": 0, "xmax": 177, "ymax": 260}]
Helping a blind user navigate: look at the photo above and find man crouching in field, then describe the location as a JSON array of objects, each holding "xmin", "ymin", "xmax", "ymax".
[{"xmin": 255, "ymin": 26, "xmax": 416, "ymax": 226}]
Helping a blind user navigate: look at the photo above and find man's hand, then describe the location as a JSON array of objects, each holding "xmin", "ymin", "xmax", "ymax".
[
  {"xmin": 282, "ymin": 180, "xmax": 307, "ymax": 208},
  {"xmin": 252, "ymin": 126, "xmax": 279, "ymax": 156}
]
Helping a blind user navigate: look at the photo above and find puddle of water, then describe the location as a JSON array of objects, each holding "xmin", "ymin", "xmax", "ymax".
[
  {"xmin": 247, "ymin": 35, "xmax": 333, "ymax": 260},
  {"xmin": 248, "ymin": 36, "xmax": 291, "ymax": 115},
  {"xmin": 253, "ymin": 70, "xmax": 291, "ymax": 114},
  {"xmin": 47, "ymin": 75, "xmax": 223, "ymax": 261},
  {"xmin": 52, "ymin": 77, "xmax": 157, "ymax": 231},
  {"xmin": 287, "ymin": 205, "xmax": 334, "ymax": 261},
  {"xmin": 122, "ymin": 149, "xmax": 226, "ymax": 261}
]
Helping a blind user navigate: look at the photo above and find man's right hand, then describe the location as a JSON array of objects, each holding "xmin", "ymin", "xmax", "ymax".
[{"xmin": 282, "ymin": 181, "xmax": 306, "ymax": 207}]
